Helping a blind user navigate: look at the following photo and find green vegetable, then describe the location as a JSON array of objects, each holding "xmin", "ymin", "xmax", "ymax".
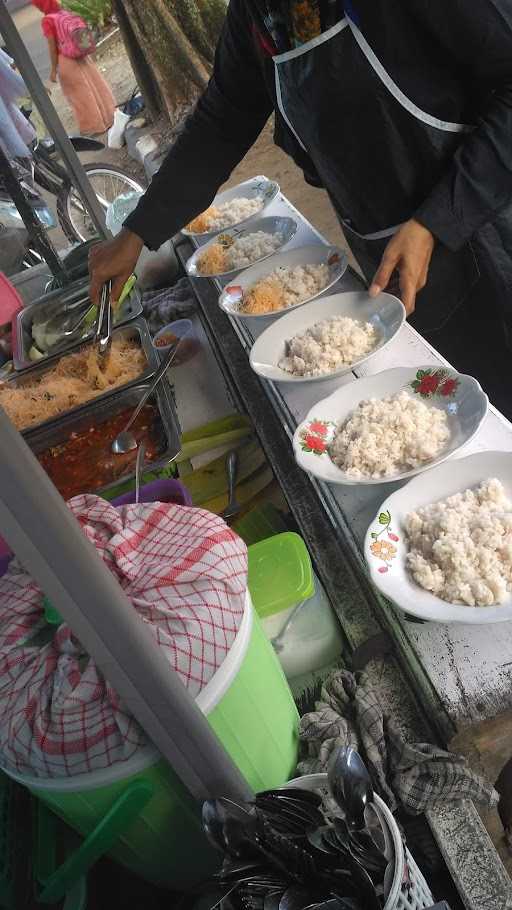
[
  {"xmin": 186, "ymin": 440, "xmax": 265, "ymax": 505},
  {"xmin": 181, "ymin": 414, "xmax": 251, "ymax": 444},
  {"xmin": 176, "ymin": 426, "xmax": 252, "ymax": 463},
  {"xmin": 29, "ymin": 345, "xmax": 45, "ymax": 362},
  {"xmin": 201, "ymin": 466, "xmax": 274, "ymax": 516}
]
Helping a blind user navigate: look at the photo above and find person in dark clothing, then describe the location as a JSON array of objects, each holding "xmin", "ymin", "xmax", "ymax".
[{"xmin": 89, "ymin": 0, "xmax": 512, "ymax": 415}]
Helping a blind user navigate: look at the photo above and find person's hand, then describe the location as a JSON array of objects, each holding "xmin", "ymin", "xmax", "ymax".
[
  {"xmin": 369, "ymin": 219, "xmax": 435, "ymax": 315},
  {"xmin": 89, "ymin": 228, "xmax": 143, "ymax": 305},
  {"xmin": 50, "ymin": 68, "xmax": 58, "ymax": 83}
]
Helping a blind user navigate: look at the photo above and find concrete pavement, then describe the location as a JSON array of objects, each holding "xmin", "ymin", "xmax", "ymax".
[{"xmin": 10, "ymin": 4, "xmax": 50, "ymax": 80}]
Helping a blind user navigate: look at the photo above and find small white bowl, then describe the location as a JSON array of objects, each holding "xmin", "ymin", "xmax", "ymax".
[
  {"xmin": 364, "ymin": 451, "xmax": 512, "ymax": 624},
  {"xmin": 181, "ymin": 177, "xmax": 279, "ymax": 239},
  {"xmin": 292, "ymin": 366, "xmax": 488, "ymax": 486},
  {"xmin": 185, "ymin": 216, "xmax": 297, "ymax": 279},
  {"xmin": 219, "ymin": 243, "xmax": 348, "ymax": 321},
  {"xmin": 249, "ymin": 291, "xmax": 405, "ymax": 383}
]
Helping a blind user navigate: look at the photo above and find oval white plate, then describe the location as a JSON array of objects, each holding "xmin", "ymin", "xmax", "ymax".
[
  {"xmin": 364, "ymin": 451, "xmax": 512, "ymax": 624},
  {"xmin": 181, "ymin": 177, "xmax": 279, "ymax": 239},
  {"xmin": 292, "ymin": 366, "xmax": 488, "ymax": 486},
  {"xmin": 185, "ymin": 216, "xmax": 297, "ymax": 279},
  {"xmin": 219, "ymin": 244, "xmax": 348, "ymax": 321},
  {"xmin": 249, "ymin": 291, "xmax": 405, "ymax": 383}
]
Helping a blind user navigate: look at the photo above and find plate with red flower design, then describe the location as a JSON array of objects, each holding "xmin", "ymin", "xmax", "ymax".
[
  {"xmin": 292, "ymin": 365, "xmax": 488, "ymax": 486},
  {"xmin": 365, "ymin": 451, "xmax": 512, "ymax": 623}
]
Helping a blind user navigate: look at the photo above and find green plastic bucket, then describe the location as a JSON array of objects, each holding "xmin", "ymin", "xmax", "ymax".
[{"xmin": 7, "ymin": 593, "xmax": 298, "ymax": 890}]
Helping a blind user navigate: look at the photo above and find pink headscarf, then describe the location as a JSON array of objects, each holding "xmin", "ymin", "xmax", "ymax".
[{"xmin": 32, "ymin": 0, "xmax": 61, "ymax": 13}]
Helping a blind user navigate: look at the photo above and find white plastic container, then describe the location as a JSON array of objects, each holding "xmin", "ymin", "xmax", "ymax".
[{"xmin": 262, "ymin": 572, "xmax": 344, "ymax": 679}]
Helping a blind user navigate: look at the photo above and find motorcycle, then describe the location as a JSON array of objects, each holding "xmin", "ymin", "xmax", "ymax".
[{"xmin": 0, "ymin": 107, "xmax": 145, "ymax": 275}]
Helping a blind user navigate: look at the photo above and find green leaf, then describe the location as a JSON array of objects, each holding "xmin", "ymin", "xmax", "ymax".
[
  {"xmin": 416, "ymin": 369, "xmax": 426, "ymax": 379},
  {"xmin": 378, "ymin": 511, "xmax": 390, "ymax": 525},
  {"xmin": 411, "ymin": 380, "xmax": 420, "ymax": 390},
  {"xmin": 371, "ymin": 532, "xmax": 378, "ymax": 539}
]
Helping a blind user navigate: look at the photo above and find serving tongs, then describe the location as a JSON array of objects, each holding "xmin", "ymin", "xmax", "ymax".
[
  {"xmin": 95, "ymin": 280, "xmax": 112, "ymax": 362},
  {"xmin": 42, "ymin": 275, "xmax": 137, "ymax": 355}
]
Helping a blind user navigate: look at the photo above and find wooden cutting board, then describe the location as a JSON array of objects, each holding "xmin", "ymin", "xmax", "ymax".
[{"xmin": 449, "ymin": 710, "xmax": 512, "ymax": 876}]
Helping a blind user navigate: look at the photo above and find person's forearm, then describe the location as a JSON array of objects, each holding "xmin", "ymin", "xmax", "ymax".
[{"xmin": 124, "ymin": 82, "xmax": 270, "ymax": 249}]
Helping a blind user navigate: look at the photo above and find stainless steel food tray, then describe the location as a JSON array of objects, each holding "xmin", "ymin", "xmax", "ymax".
[
  {"xmin": 25, "ymin": 378, "xmax": 182, "ymax": 496},
  {"xmin": 13, "ymin": 277, "xmax": 143, "ymax": 371},
  {"xmin": 4, "ymin": 319, "xmax": 159, "ymax": 437}
]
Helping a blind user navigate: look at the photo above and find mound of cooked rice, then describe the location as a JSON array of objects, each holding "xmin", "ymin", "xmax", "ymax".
[
  {"xmin": 241, "ymin": 263, "xmax": 329, "ymax": 315},
  {"xmin": 405, "ymin": 478, "xmax": 512, "ymax": 607},
  {"xmin": 279, "ymin": 315, "xmax": 378, "ymax": 377},
  {"xmin": 0, "ymin": 337, "xmax": 147, "ymax": 430},
  {"xmin": 329, "ymin": 390, "xmax": 450, "ymax": 479},
  {"xmin": 197, "ymin": 230, "xmax": 283, "ymax": 275},
  {"xmin": 186, "ymin": 196, "xmax": 263, "ymax": 234}
]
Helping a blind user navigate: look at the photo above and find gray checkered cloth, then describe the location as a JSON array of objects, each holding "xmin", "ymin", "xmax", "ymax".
[
  {"xmin": 298, "ymin": 668, "xmax": 498, "ymax": 814},
  {"xmin": 143, "ymin": 278, "xmax": 197, "ymax": 334}
]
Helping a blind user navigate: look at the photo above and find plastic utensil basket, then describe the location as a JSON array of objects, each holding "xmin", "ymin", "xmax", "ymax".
[{"xmin": 287, "ymin": 773, "xmax": 434, "ymax": 910}]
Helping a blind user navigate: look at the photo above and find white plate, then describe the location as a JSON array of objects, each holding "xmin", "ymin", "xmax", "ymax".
[
  {"xmin": 185, "ymin": 216, "xmax": 297, "ymax": 279},
  {"xmin": 364, "ymin": 451, "xmax": 512, "ymax": 624},
  {"xmin": 219, "ymin": 244, "xmax": 348, "ymax": 321},
  {"xmin": 293, "ymin": 366, "xmax": 488, "ymax": 486},
  {"xmin": 181, "ymin": 177, "xmax": 279, "ymax": 239},
  {"xmin": 249, "ymin": 291, "xmax": 405, "ymax": 383}
]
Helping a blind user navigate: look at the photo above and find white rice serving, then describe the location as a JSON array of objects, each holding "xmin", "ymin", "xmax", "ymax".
[
  {"xmin": 269, "ymin": 264, "xmax": 329, "ymax": 307},
  {"xmin": 279, "ymin": 315, "xmax": 378, "ymax": 377},
  {"xmin": 241, "ymin": 263, "xmax": 330, "ymax": 314},
  {"xmin": 405, "ymin": 478, "xmax": 512, "ymax": 607},
  {"xmin": 329, "ymin": 390, "xmax": 450, "ymax": 479},
  {"xmin": 228, "ymin": 231, "xmax": 283, "ymax": 269},
  {"xmin": 209, "ymin": 197, "xmax": 263, "ymax": 230}
]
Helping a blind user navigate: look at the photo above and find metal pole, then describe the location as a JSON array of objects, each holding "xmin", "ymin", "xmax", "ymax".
[
  {"xmin": 0, "ymin": 4, "xmax": 109, "ymax": 241},
  {"xmin": 0, "ymin": 146, "xmax": 67, "ymax": 283},
  {"xmin": 0, "ymin": 409, "xmax": 252, "ymax": 802}
]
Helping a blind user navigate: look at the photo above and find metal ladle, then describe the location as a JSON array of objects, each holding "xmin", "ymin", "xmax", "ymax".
[
  {"xmin": 271, "ymin": 599, "xmax": 308, "ymax": 653},
  {"xmin": 135, "ymin": 441, "xmax": 146, "ymax": 504},
  {"xmin": 220, "ymin": 450, "xmax": 241, "ymax": 521},
  {"xmin": 112, "ymin": 334, "xmax": 183, "ymax": 454}
]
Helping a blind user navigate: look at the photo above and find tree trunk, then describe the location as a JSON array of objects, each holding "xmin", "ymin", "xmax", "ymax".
[
  {"xmin": 113, "ymin": 0, "xmax": 162, "ymax": 121},
  {"xmin": 119, "ymin": 0, "xmax": 226, "ymax": 124}
]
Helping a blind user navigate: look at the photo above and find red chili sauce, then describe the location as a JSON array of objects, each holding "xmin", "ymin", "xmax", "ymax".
[{"xmin": 37, "ymin": 403, "xmax": 165, "ymax": 500}]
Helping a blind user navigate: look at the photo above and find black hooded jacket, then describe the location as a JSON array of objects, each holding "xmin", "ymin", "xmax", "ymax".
[{"xmin": 126, "ymin": 0, "xmax": 512, "ymax": 312}]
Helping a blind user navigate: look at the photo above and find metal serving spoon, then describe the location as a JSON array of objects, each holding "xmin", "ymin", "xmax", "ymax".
[
  {"xmin": 134, "ymin": 441, "xmax": 146, "ymax": 504},
  {"xmin": 328, "ymin": 747, "xmax": 374, "ymax": 832},
  {"xmin": 112, "ymin": 335, "xmax": 183, "ymax": 454},
  {"xmin": 220, "ymin": 450, "xmax": 241, "ymax": 521}
]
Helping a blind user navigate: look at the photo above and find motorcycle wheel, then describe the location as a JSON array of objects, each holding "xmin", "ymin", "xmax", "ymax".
[{"xmin": 56, "ymin": 162, "xmax": 145, "ymax": 244}]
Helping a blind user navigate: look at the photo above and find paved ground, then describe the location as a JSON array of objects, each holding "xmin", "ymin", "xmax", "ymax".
[{"xmin": 11, "ymin": 4, "xmax": 50, "ymax": 80}]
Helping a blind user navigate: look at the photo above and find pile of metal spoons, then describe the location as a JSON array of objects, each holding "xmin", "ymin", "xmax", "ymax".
[{"xmin": 201, "ymin": 749, "xmax": 395, "ymax": 910}]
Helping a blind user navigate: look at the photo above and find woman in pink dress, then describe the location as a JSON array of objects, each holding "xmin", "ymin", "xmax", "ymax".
[{"xmin": 32, "ymin": 0, "xmax": 115, "ymax": 136}]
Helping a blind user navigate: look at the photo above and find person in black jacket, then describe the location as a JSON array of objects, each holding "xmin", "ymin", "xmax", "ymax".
[{"xmin": 90, "ymin": 0, "xmax": 512, "ymax": 414}]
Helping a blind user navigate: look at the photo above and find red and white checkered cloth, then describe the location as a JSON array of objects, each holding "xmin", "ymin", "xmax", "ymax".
[{"xmin": 0, "ymin": 495, "xmax": 247, "ymax": 779}]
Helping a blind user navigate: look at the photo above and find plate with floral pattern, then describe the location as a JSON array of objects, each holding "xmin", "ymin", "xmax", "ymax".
[
  {"xmin": 364, "ymin": 451, "xmax": 512, "ymax": 623},
  {"xmin": 292, "ymin": 365, "xmax": 488, "ymax": 486},
  {"xmin": 219, "ymin": 244, "xmax": 348, "ymax": 320},
  {"xmin": 182, "ymin": 177, "xmax": 280, "ymax": 239}
]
